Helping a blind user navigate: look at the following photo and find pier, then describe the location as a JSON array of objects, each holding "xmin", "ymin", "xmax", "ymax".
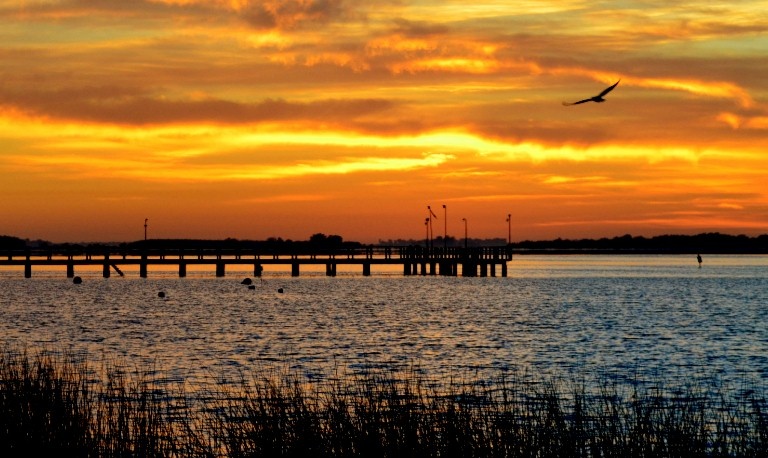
[{"xmin": 1, "ymin": 246, "xmax": 512, "ymax": 278}]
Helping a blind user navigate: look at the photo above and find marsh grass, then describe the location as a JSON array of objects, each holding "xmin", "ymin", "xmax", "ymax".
[{"xmin": 1, "ymin": 348, "xmax": 766, "ymax": 457}]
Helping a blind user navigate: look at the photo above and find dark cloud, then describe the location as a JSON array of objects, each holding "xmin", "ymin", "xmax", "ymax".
[
  {"xmin": 390, "ymin": 18, "xmax": 451, "ymax": 37},
  {"xmin": 0, "ymin": 0, "xmax": 187, "ymax": 21},
  {"xmin": 0, "ymin": 0, "xmax": 367, "ymax": 32},
  {"xmin": 240, "ymin": 0, "xmax": 352, "ymax": 30},
  {"xmin": 0, "ymin": 86, "xmax": 395, "ymax": 125}
]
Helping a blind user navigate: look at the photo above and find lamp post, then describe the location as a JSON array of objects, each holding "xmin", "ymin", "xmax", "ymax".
[
  {"xmin": 427, "ymin": 205, "xmax": 436, "ymax": 250},
  {"xmin": 144, "ymin": 218, "xmax": 148, "ymax": 241},
  {"xmin": 462, "ymin": 218, "xmax": 468, "ymax": 249},
  {"xmin": 442, "ymin": 204, "xmax": 447, "ymax": 249},
  {"xmin": 506, "ymin": 213, "xmax": 511, "ymax": 245}
]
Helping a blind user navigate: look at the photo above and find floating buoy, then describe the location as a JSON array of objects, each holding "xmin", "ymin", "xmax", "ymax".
[
  {"xmin": 277, "ymin": 288, "xmax": 284, "ymax": 293},
  {"xmin": 73, "ymin": 276, "xmax": 82, "ymax": 284},
  {"xmin": 158, "ymin": 291, "xmax": 166, "ymax": 298},
  {"xmin": 241, "ymin": 278, "xmax": 253, "ymax": 285}
]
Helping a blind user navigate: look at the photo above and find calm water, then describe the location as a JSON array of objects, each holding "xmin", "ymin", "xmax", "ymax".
[{"xmin": 1, "ymin": 255, "xmax": 767, "ymax": 391}]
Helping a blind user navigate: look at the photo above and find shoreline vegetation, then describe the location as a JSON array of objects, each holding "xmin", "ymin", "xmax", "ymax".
[
  {"xmin": 1, "ymin": 347, "xmax": 766, "ymax": 457},
  {"xmin": 2, "ymin": 232, "xmax": 768, "ymax": 255}
]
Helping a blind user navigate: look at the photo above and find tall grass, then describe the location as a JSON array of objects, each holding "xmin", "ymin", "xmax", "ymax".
[{"xmin": 1, "ymin": 347, "xmax": 766, "ymax": 457}]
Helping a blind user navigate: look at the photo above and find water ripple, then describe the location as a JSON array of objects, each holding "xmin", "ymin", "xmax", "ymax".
[{"xmin": 1, "ymin": 255, "xmax": 766, "ymax": 392}]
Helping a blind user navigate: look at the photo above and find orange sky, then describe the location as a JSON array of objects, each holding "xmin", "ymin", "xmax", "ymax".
[{"xmin": 1, "ymin": 0, "xmax": 767, "ymax": 243}]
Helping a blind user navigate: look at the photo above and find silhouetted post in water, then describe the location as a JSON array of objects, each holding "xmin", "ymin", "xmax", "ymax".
[
  {"xmin": 140, "ymin": 254, "xmax": 148, "ymax": 278},
  {"xmin": 325, "ymin": 262, "xmax": 336, "ymax": 277},
  {"xmin": 102, "ymin": 253, "xmax": 110, "ymax": 278},
  {"xmin": 697, "ymin": 253, "xmax": 702, "ymax": 268}
]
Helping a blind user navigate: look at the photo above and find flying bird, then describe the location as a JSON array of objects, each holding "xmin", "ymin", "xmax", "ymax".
[{"xmin": 562, "ymin": 80, "xmax": 620, "ymax": 106}]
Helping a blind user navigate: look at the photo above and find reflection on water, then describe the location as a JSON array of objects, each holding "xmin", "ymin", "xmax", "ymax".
[{"xmin": 1, "ymin": 255, "xmax": 767, "ymax": 390}]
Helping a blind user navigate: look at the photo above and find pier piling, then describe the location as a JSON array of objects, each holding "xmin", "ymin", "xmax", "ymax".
[{"xmin": 325, "ymin": 263, "xmax": 336, "ymax": 277}]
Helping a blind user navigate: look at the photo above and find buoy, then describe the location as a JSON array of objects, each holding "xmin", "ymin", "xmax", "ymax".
[
  {"xmin": 241, "ymin": 278, "xmax": 253, "ymax": 285},
  {"xmin": 158, "ymin": 291, "xmax": 166, "ymax": 298},
  {"xmin": 73, "ymin": 276, "xmax": 82, "ymax": 284},
  {"xmin": 277, "ymin": 288, "xmax": 284, "ymax": 293}
]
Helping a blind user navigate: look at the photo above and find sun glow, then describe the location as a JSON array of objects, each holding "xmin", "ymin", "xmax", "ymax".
[{"xmin": 2, "ymin": 0, "xmax": 767, "ymax": 242}]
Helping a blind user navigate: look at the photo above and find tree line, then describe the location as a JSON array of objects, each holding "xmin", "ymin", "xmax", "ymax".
[
  {"xmin": 2, "ymin": 232, "xmax": 767, "ymax": 253},
  {"xmin": 512, "ymin": 232, "xmax": 768, "ymax": 254}
]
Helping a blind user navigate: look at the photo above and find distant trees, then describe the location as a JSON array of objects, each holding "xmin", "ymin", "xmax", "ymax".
[
  {"xmin": 118, "ymin": 234, "xmax": 360, "ymax": 252},
  {"xmin": 2, "ymin": 232, "xmax": 767, "ymax": 253},
  {"xmin": 0, "ymin": 235, "xmax": 26, "ymax": 250},
  {"xmin": 513, "ymin": 232, "xmax": 768, "ymax": 254},
  {"xmin": 308, "ymin": 233, "xmax": 344, "ymax": 247}
]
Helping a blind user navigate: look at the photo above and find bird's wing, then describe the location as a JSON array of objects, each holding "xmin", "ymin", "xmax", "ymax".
[
  {"xmin": 598, "ymin": 79, "xmax": 620, "ymax": 97},
  {"xmin": 562, "ymin": 98, "xmax": 591, "ymax": 106}
]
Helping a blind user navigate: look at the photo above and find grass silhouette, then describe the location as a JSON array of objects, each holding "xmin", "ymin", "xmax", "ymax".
[{"xmin": 1, "ymin": 347, "xmax": 766, "ymax": 457}]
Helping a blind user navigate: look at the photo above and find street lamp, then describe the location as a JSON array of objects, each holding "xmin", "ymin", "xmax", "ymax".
[
  {"xmin": 427, "ymin": 205, "xmax": 436, "ymax": 250},
  {"xmin": 506, "ymin": 213, "xmax": 511, "ymax": 245},
  {"xmin": 442, "ymin": 204, "xmax": 447, "ymax": 249},
  {"xmin": 462, "ymin": 218, "xmax": 468, "ymax": 249},
  {"xmin": 144, "ymin": 218, "xmax": 148, "ymax": 241}
]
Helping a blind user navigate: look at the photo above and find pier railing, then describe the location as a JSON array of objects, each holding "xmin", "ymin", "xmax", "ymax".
[{"xmin": 1, "ymin": 246, "xmax": 512, "ymax": 278}]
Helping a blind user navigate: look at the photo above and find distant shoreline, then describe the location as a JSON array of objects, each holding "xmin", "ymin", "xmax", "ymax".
[
  {"xmin": 3, "ymin": 231, "xmax": 767, "ymax": 255},
  {"xmin": 510, "ymin": 248, "xmax": 768, "ymax": 255}
]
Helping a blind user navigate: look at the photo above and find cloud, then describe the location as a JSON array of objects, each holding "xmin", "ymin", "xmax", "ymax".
[
  {"xmin": 717, "ymin": 202, "xmax": 745, "ymax": 210},
  {"xmin": 9, "ymin": 146, "xmax": 454, "ymax": 182},
  {"xmin": 0, "ymin": 0, "xmax": 188, "ymax": 22},
  {"xmin": 236, "ymin": 0, "xmax": 353, "ymax": 30},
  {"xmin": 389, "ymin": 18, "xmax": 452, "ymax": 37},
  {"xmin": 716, "ymin": 111, "xmax": 768, "ymax": 130},
  {"xmin": 0, "ymin": 0, "xmax": 357, "ymax": 32},
  {"xmin": 0, "ymin": 87, "xmax": 396, "ymax": 125}
]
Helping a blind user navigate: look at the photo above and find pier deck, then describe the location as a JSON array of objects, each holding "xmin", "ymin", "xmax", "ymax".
[{"xmin": 1, "ymin": 246, "xmax": 512, "ymax": 278}]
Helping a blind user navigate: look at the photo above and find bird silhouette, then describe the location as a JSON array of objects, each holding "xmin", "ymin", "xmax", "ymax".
[{"xmin": 562, "ymin": 80, "xmax": 620, "ymax": 106}]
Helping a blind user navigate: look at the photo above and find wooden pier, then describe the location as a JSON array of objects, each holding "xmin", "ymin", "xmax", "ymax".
[{"xmin": 1, "ymin": 246, "xmax": 512, "ymax": 278}]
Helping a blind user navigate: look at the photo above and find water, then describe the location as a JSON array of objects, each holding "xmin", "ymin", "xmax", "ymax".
[{"xmin": 1, "ymin": 254, "xmax": 767, "ymax": 392}]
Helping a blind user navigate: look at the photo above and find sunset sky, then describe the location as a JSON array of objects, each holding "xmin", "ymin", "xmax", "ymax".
[{"xmin": 2, "ymin": 1, "xmax": 767, "ymax": 243}]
